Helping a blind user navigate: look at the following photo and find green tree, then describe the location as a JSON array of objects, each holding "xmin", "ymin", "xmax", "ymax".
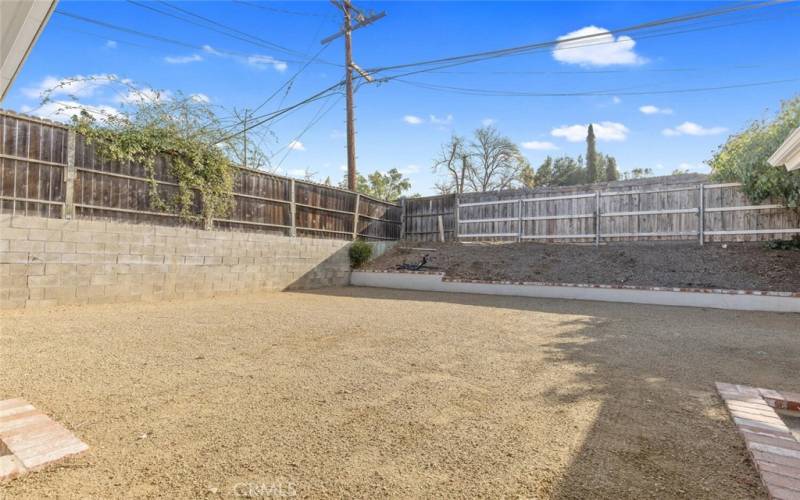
[
  {"xmin": 624, "ymin": 167, "xmax": 653, "ymax": 180},
  {"xmin": 605, "ymin": 155, "xmax": 619, "ymax": 181},
  {"xmin": 535, "ymin": 156, "xmax": 554, "ymax": 187},
  {"xmin": 518, "ymin": 163, "xmax": 536, "ymax": 189},
  {"xmin": 551, "ymin": 156, "xmax": 585, "ymax": 186},
  {"xmin": 341, "ymin": 168, "xmax": 412, "ymax": 201},
  {"xmin": 709, "ymin": 95, "xmax": 800, "ymax": 210},
  {"xmin": 586, "ymin": 124, "xmax": 599, "ymax": 182}
]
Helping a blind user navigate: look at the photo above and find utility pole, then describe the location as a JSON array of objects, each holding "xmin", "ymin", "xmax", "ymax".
[
  {"xmin": 322, "ymin": 1, "xmax": 385, "ymax": 191},
  {"xmin": 242, "ymin": 109, "xmax": 248, "ymax": 169}
]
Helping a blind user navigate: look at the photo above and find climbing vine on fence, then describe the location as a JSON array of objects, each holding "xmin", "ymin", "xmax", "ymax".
[
  {"xmin": 40, "ymin": 77, "xmax": 236, "ymax": 224},
  {"xmin": 73, "ymin": 109, "xmax": 234, "ymax": 224}
]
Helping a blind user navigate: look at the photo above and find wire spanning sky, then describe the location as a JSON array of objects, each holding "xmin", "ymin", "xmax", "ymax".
[{"xmin": 6, "ymin": 1, "xmax": 800, "ymax": 194}]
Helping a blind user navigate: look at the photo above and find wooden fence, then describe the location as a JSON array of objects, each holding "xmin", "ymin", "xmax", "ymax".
[
  {"xmin": 403, "ymin": 175, "xmax": 800, "ymax": 244},
  {"xmin": 0, "ymin": 110, "xmax": 401, "ymax": 240}
]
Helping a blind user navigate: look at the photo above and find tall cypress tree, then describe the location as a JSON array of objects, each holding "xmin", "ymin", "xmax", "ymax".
[{"xmin": 586, "ymin": 124, "xmax": 598, "ymax": 183}]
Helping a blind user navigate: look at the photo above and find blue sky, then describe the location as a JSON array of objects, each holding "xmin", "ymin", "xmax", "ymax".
[{"xmin": 6, "ymin": 0, "xmax": 800, "ymax": 195}]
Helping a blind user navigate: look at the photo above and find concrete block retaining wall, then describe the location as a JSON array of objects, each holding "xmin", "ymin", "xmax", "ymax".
[{"xmin": 0, "ymin": 215, "xmax": 356, "ymax": 309}]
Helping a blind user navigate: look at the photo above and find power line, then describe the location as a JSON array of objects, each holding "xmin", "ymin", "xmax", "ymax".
[
  {"xmin": 274, "ymin": 94, "xmax": 344, "ymax": 169},
  {"xmin": 232, "ymin": 0, "xmax": 337, "ymax": 19},
  {"xmin": 209, "ymin": 0, "xmax": 795, "ymax": 145},
  {"xmin": 155, "ymin": 0, "xmax": 338, "ymax": 65},
  {"xmin": 212, "ymin": 82, "xmax": 345, "ymax": 145},
  {"xmin": 55, "ymin": 8, "xmax": 322, "ymax": 66},
  {"xmin": 364, "ymin": 0, "xmax": 788, "ymax": 76},
  {"xmin": 370, "ymin": 4, "xmax": 799, "ymax": 84},
  {"xmin": 393, "ymin": 76, "xmax": 800, "ymax": 97},
  {"xmin": 124, "ymin": 0, "xmax": 324, "ymax": 63}
]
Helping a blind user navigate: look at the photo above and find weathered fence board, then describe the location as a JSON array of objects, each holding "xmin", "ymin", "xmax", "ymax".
[
  {"xmin": 403, "ymin": 175, "xmax": 799, "ymax": 243},
  {"xmin": 0, "ymin": 110, "xmax": 401, "ymax": 240},
  {"xmin": 403, "ymin": 194, "xmax": 456, "ymax": 241}
]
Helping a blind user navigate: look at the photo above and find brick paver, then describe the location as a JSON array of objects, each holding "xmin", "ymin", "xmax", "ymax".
[
  {"xmin": 0, "ymin": 399, "xmax": 88, "ymax": 481},
  {"xmin": 717, "ymin": 383, "xmax": 800, "ymax": 499}
]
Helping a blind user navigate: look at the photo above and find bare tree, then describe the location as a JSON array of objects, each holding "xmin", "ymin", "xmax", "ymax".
[
  {"xmin": 432, "ymin": 135, "xmax": 470, "ymax": 194},
  {"xmin": 466, "ymin": 126, "xmax": 529, "ymax": 192}
]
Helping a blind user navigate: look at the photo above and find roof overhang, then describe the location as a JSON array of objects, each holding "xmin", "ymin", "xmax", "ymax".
[
  {"xmin": 768, "ymin": 126, "xmax": 800, "ymax": 172},
  {"xmin": 0, "ymin": 0, "xmax": 58, "ymax": 103}
]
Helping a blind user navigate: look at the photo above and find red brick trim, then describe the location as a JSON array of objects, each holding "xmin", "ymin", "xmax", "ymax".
[
  {"xmin": 716, "ymin": 383, "xmax": 800, "ymax": 499},
  {"xmin": 0, "ymin": 399, "xmax": 88, "ymax": 481}
]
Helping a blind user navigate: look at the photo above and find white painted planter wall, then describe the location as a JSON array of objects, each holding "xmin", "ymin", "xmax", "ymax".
[{"xmin": 350, "ymin": 272, "xmax": 800, "ymax": 313}]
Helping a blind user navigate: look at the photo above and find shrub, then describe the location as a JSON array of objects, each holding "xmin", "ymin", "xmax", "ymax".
[
  {"xmin": 709, "ymin": 95, "xmax": 800, "ymax": 213},
  {"xmin": 349, "ymin": 240, "xmax": 373, "ymax": 268}
]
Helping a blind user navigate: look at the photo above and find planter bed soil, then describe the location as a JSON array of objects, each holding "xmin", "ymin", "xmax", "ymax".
[{"xmin": 365, "ymin": 241, "xmax": 800, "ymax": 293}]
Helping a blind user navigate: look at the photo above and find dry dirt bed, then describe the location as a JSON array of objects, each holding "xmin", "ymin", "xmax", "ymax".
[
  {"xmin": 367, "ymin": 241, "xmax": 800, "ymax": 292},
  {"xmin": 1, "ymin": 289, "xmax": 798, "ymax": 498}
]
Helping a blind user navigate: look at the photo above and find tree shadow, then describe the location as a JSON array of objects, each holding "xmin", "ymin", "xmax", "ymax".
[{"xmin": 300, "ymin": 286, "xmax": 799, "ymax": 498}]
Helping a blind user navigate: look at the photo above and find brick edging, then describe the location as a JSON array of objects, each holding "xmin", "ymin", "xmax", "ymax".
[{"xmin": 716, "ymin": 383, "xmax": 800, "ymax": 499}]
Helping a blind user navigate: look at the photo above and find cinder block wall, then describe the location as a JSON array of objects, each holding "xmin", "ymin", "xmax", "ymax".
[{"xmin": 0, "ymin": 215, "xmax": 352, "ymax": 309}]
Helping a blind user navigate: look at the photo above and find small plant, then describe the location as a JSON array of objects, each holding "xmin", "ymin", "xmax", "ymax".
[
  {"xmin": 767, "ymin": 235, "xmax": 800, "ymax": 250},
  {"xmin": 349, "ymin": 240, "xmax": 373, "ymax": 268}
]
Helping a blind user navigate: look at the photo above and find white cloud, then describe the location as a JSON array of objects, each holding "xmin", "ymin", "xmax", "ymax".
[
  {"xmin": 553, "ymin": 26, "xmax": 646, "ymax": 67},
  {"xmin": 551, "ymin": 121, "xmax": 629, "ymax": 142},
  {"xmin": 24, "ymin": 100, "xmax": 120, "ymax": 123},
  {"xmin": 22, "ymin": 74, "xmax": 118, "ymax": 100},
  {"xmin": 202, "ymin": 44, "xmax": 287, "ymax": 72},
  {"xmin": 288, "ymin": 140, "xmax": 305, "ymax": 151},
  {"xmin": 639, "ymin": 105, "xmax": 673, "ymax": 115},
  {"xmin": 612, "ymin": 96, "xmax": 621, "ymax": 104},
  {"xmin": 521, "ymin": 140, "xmax": 559, "ymax": 151},
  {"xmin": 429, "ymin": 114, "xmax": 453, "ymax": 126},
  {"xmin": 398, "ymin": 164, "xmax": 420, "ymax": 174},
  {"xmin": 202, "ymin": 44, "xmax": 223, "ymax": 56},
  {"xmin": 403, "ymin": 115, "xmax": 423, "ymax": 125},
  {"xmin": 105, "ymin": 40, "xmax": 117, "ymax": 49},
  {"xmin": 164, "ymin": 54, "xmax": 203, "ymax": 64},
  {"xmin": 662, "ymin": 121, "xmax": 727, "ymax": 137},
  {"xmin": 338, "ymin": 164, "xmax": 347, "ymax": 172},
  {"xmin": 481, "ymin": 118, "xmax": 496, "ymax": 126},
  {"xmin": 247, "ymin": 55, "xmax": 288, "ymax": 72},
  {"xmin": 190, "ymin": 93, "xmax": 210, "ymax": 103}
]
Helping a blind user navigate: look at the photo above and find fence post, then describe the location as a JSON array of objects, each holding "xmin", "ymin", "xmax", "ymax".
[
  {"xmin": 698, "ymin": 183, "xmax": 704, "ymax": 246},
  {"xmin": 517, "ymin": 198, "xmax": 523, "ymax": 242},
  {"xmin": 352, "ymin": 193, "xmax": 360, "ymax": 240},
  {"xmin": 63, "ymin": 129, "xmax": 77, "ymax": 219},
  {"xmin": 453, "ymin": 194, "xmax": 459, "ymax": 241},
  {"xmin": 289, "ymin": 178, "xmax": 297, "ymax": 237},
  {"xmin": 437, "ymin": 215, "xmax": 445, "ymax": 242},
  {"xmin": 595, "ymin": 191, "xmax": 601, "ymax": 247},
  {"xmin": 399, "ymin": 197, "xmax": 406, "ymax": 240}
]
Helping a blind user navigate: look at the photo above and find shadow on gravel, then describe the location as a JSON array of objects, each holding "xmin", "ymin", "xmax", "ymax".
[{"xmin": 302, "ymin": 286, "xmax": 800, "ymax": 499}]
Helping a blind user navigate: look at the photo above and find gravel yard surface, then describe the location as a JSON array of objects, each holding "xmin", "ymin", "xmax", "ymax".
[
  {"xmin": 366, "ymin": 241, "xmax": 800, "ymax": 292},
  {"xmin": 1, "ymin": 289, "xmax": 798, "ymax": 498}
]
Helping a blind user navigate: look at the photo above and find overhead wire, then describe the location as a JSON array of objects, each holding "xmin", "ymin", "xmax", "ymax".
[
  {"xmin": 364, "ymin": 0, "xmax": 788, "ymax": 76},
  {"xmin": 370, "ymin": 3, "xmax": 799, "ymax": 84},
  {"xmin": 232, "ymin": 0, "xmax": 337, "ymax": 19},
  {"xmin": 155, "ymin": 0, "xmax": 338, "ymax": 65}
]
